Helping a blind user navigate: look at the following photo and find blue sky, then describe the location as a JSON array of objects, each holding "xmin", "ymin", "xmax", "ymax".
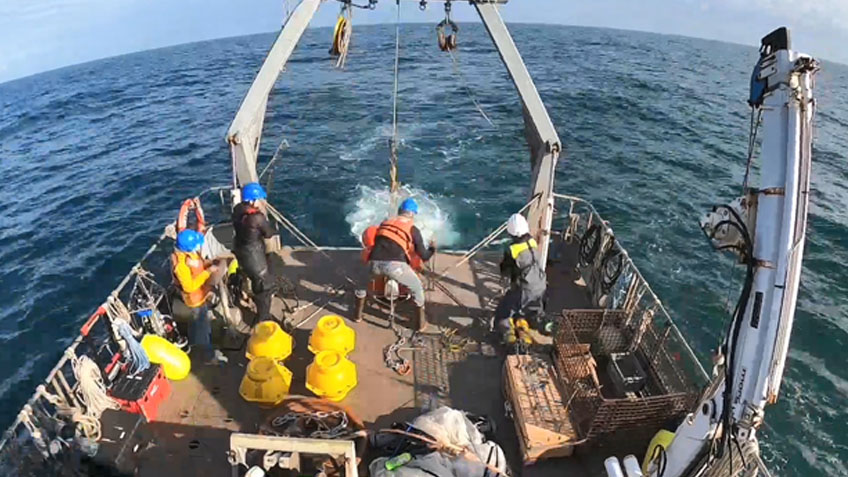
[{"xmin": 1, "ymin": 0, "xmax": 847, "ymax": 83}]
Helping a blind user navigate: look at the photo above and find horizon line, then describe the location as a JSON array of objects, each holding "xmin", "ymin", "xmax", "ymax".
[{"xmin": 0, "ymin": 21, "xmax": 838, "ymax": 86}]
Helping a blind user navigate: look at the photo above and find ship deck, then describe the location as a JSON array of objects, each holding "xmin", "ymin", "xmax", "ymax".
[{"xmin": 93, "ymin": 243, "xmax": 646, "ymax": 477}]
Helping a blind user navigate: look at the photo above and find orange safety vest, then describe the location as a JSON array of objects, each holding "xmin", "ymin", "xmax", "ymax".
[
  {"xmin": 171, "ymin": 251, "xmax": 211, "ymax": 308},
  {"xmin": 374, "ymin": 217, "xmax": 423, "ymax": 270},
  {"xmin": 360, "ymin": 225, "xmax": 379, "ymax": 264}
]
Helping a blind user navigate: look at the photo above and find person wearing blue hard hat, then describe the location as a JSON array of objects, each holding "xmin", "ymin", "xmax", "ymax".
[
  {"xmin": 171, "ymin": 229, "xmax": 224, "ymax": 364},
  {"xmin": 232, "ymin": 182, "xmax": 278, "ymax": 322},
  {"xmin": 358, "ymin": 197, "xmax": 437, "ymax": 330}
]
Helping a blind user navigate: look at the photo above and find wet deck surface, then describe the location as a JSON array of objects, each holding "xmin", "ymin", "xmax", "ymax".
[{"xmin": 95, "ymin": 243, "xmax": 642, "ymax": 476}]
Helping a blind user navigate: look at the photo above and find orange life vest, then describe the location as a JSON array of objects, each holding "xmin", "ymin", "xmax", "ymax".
[
  {"xmin": 171, "ymin": 251, "xmax": 211, "ymax": 308},
  {"xmin": 177, "ymin": 198, "xmax": 206, "ymax": 234},
  {"xmin": 374, "ymin": 217, "xmax": 423, "ymax": 270},
  {"xmin": 360, "ymin": 225, "xmax": 378, "ymax": 263}
]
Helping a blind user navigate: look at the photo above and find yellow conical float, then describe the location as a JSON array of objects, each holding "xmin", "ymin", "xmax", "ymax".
[
  {"xmin": 246, "ymin": 321, "xmax": 293, "ymax": 361},
  {"xmin": 239, "ymin": 357, "xmax": 293, "ymax": 405},
  {"xmin": 306, "ymin": 350, "xmax": 357, "ymax": 402},
  {"xmin": 308, "ymin": 315, "xmax": 355, "ymax": 355}
]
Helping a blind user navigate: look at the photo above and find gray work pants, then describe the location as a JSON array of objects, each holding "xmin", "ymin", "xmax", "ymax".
[
  {"xmin": 369, "ymin": 260, "xmax": 425, "ymax": 308},
  {"xmin": 494, "ymin": 287, "xmax": 545, "ymax": 335}
]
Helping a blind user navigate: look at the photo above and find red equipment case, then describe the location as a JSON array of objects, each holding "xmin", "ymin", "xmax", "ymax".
[{"xmin": 109, "ymin": 364, "xmax": 170, "ymax": 422}]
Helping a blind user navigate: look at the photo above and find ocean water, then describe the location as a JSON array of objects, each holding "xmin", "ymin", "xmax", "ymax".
[{"xmin": 1, "ymin": 23, "xmax": 847, "ymax": 475}]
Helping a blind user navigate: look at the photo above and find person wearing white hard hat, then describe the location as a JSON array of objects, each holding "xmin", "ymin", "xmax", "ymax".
[{"xmin": 494, "ymin": 213, "xmax": 547, "ymax": 345}]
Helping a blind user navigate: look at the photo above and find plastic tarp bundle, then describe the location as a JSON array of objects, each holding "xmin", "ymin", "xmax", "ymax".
[{"xmin": 370, "ymin": 406, "xmax": 508, "ymax": 477}]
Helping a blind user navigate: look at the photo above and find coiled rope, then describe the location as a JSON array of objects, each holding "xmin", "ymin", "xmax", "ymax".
[
  {"xmin": 330, "ymin": 3, "xmax": 353, "ymax": 69},
  {"xmin": 69, "ymin": 352, "xmax": 119, "ymax": 440}
]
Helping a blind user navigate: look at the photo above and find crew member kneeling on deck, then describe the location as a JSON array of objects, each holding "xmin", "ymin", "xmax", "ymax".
[
  {"xmin": 365, "ymin": 198, "xmax": 436, "ymax": 330},
  {"xmin": 232, "ymin": 182, "xmax": 277, "ymax": 323},
  {"xmin": 495, "ymin": 214, "xmax": 547, "ymax": 345},
  {"xmin": 172, "ymin": 230, "xmax": 224, "ymax": 363}
]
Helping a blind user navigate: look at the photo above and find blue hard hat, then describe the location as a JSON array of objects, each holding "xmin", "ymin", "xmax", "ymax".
[
  {"xmin": 399, "ymin": 198, "xmax": 419, "ymax": 214},
  {"xmin": 176, "ymin": 230, "xmax": 204, "ymax": 253},
  {"xmin": 242, "ymin": 182, "xmax": 267, "ymax": 202}
]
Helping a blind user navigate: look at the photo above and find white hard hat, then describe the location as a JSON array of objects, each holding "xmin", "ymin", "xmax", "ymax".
[{"xmin": 507, "ymin": 213, "xmax": 529, "ymax": 237}]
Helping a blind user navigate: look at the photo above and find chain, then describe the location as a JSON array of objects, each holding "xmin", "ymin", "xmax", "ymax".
[
  {"xmin": 383, "ymin": 311, "xmax": 423, "ymax": 374},
  {"xmin": 269, "ymin": 411, "xmax": 351, "ymax": 439}
]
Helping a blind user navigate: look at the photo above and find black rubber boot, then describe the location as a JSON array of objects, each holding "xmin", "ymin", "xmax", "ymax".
[{"xmin": 353, "ymin": 289, "xmax": 367, "ymax": 322}]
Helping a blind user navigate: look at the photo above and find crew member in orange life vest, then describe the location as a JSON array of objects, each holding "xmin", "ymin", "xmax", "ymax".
[
  {"xmin": 172, "ymin": 229, "xmax": 225, "ymax": 363},
  {"xmin": 232, "ymin": 182, "xmax": 277, "ymax": 322},
  {"xmin": 360, "ymin": 198, "xmax": 436, "ymax": 329}
]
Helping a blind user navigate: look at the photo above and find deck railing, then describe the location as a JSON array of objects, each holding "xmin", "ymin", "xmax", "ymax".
[
  {"xmin": 552, "ymin": 193, "xmax": 710, "ymax": 384},
  {"xmin": 0, "ymin": 186, "xmax": 230, "ymax": 473}
]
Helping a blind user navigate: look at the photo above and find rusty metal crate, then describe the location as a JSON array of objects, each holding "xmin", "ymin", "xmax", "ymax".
[{"xmin": 553, "ymin": 309, "xmax": 700, "ymax": 442}]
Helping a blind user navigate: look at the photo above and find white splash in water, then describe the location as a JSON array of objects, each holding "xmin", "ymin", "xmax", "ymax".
[{"xmin": 346, "ymin": 184, "xmax": 461, "ymax": 247}]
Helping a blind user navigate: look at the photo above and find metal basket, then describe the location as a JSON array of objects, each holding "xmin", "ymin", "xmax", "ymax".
[{"xmin": 553, "ymin": 309, "xmax": 701, "ymax": 442}]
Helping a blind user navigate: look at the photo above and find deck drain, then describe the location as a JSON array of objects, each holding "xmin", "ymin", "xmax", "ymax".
[
  {"xmin": 188, "ymin": 440, "xmax": 200, "ymax": 450},
  {"xmin": 223, "ymin": 417, "xmax": 234, "ymax": 423},
  {"xmin": 180, "ymin": 410, "xmax": 190, "ymax": 419}
]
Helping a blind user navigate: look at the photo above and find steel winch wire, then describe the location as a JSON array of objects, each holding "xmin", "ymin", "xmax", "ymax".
[
  {"xmin": 445, "ymin": 48, "xmax": 496, "ymax": 128},
  {"xmin": 388, "ymin": 0, "xmax": 402, "ymax": 195}
]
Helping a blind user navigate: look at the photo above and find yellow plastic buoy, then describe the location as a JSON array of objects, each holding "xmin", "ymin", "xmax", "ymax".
[
  {"xmin": 246, "ymin": 321, "xmax": 293, "ymax": 361},
  {"xmin": 308, "ymin": 315, "xmax": 355, "ymax": 355},
  {"xmin": 239, "ymin": 357, "xmax": 293, "ymax": 405},
  {"xmin": 643, "ymin": 429, "xmax": 675, "ymax": 473},
  {"xmin": 306, "ymin": 350, "xmax": 357, "ymax": 402},
  {"xmin": 141, "ymin": 335, "xmax": 191, "ymax": 381}
]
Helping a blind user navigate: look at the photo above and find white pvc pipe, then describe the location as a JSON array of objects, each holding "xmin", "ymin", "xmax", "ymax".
[
  {"xmin": 605, "ymin": 457, "xmax": 625, "ymax": 477},
  {"xmin": 623, "ymin": 455, "xmax": 644, "ymax": 477}
]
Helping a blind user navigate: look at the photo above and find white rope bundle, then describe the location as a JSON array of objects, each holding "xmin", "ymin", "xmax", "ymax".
[{"xmin": 70, "ymin": 354, "xmax": 119, "ymax": 439}]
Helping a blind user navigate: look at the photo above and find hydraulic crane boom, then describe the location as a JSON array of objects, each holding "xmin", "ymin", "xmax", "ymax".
[{"xmin": 652, "ymin": 27, "xmax": 819, "ymax": 477}]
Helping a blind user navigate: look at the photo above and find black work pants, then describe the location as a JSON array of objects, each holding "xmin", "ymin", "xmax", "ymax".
[{"xmin": 236, "ymin": 246, "xmax": 275, "ymax": 322}]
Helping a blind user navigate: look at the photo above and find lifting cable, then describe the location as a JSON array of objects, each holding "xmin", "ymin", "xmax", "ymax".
[
  {"xmin": 741, "ymin": 107, "xmax": 763, "ymax": 192},
  {"xmin": 437, "ymin": 1, "xmax": 495, "ymax": 128},
  {"xmin": 446, "ymin": 48, "xmax": 496, "ymax": 128},
  {"xmin": 388, "ymin": 0, "xmax": 402, "ymax": 195}
]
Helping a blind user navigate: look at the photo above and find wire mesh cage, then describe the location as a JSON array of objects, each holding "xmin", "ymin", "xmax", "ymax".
[{"xmin": 554, "ymin": 308, "xmax": 702, "ymax": 442}]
